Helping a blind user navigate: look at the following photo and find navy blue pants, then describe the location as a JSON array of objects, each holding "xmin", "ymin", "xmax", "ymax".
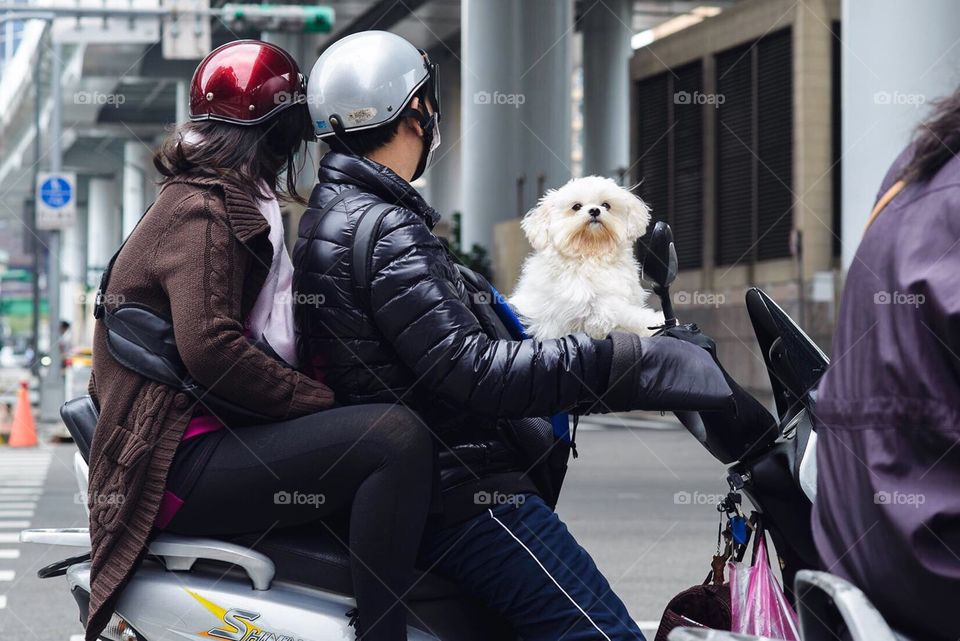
[{"xmin": 420, "ymin": 495, "xmax": 646, "ymax": 641}]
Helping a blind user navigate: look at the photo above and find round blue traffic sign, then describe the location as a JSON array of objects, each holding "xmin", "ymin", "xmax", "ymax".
[{"xmin": 39, "ymin": 176, "xmax": 73, "ymax": 209}]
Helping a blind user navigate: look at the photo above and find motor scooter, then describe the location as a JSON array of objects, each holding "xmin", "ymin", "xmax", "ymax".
[
  {"xmin": 20, "ymin": 222, "xmax": 908, "ymax": 641},
  {"xmin": 641, "ymin": 222, "xmax": 911, "ymax": 641}
]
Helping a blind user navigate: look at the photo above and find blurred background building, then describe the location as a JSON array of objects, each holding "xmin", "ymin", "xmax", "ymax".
[{"xmin": 1, "ymin": 0, "xmax": 958, "ymax": 407}]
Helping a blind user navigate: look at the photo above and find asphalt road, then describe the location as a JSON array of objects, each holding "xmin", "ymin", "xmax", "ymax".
[{"xmin": 0, "ymin": 416, "xmax": 731, "ymax": 640}]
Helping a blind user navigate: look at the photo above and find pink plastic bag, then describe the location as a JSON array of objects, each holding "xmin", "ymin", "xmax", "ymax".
[{"xmin": 727, "ymin": 534, "xmax": 800, "ymax": 640}]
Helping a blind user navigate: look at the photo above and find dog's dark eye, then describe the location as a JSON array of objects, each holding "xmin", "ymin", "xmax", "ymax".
[
  {"xmin": 572, "ymin": 203, "xmax": 582, "ymax": 212},
  {"xmin": 601, "ymin": 202, "xmax": 611, "ymax": 210}
]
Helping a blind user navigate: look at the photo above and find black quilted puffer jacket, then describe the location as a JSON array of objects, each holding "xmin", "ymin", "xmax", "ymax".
[{"xmin": 293, "ymin": 152, "xmax": 734, "ymax": 504}]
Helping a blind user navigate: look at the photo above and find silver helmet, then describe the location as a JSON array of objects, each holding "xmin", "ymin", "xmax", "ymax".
[{"xmin": 307, "ymin": 30, "xmax": 440, "ymax": 139}]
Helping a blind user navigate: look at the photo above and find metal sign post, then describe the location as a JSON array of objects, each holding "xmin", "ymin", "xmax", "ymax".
[{"xmin": 38, "ymin": 38, "xmax": 65, "ymax": 422}]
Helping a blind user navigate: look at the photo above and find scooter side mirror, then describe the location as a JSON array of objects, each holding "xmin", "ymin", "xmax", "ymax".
[
  {"xmin": 642, "ymin": 221, "xmax": 678, "ymax": 291},
  {"xmin": 642, "ymin": 221, "xmax": 679, "ymax": 326}
]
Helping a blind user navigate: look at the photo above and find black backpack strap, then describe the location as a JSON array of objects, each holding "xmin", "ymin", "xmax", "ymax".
[
  {"xmin": 351, "ymin": 202, "xmax": 397, "ymax": 309},
  {"xmin": 294, "ymin": 189, "xmax": 361, "ymax": 274}
]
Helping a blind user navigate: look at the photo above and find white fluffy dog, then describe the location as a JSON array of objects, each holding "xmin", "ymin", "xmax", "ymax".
[{"xmin": 511, "ymin": 176, "xmax": 664, "ymax": 340}]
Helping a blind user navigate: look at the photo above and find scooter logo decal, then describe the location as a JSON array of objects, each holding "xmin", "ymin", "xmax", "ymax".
[{"xmin": 185, "ymin": 589, "xmax": 308, "ymax": 641}]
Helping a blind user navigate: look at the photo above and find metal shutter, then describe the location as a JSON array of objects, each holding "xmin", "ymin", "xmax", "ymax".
[
  {"xmin": 634, "ymin": 64, "xmax": 704, "ymax": 270},
  {"xmin": 635, "ymin": 73, "xmax": 670, "ymax": 266},
  {"xmin": 636, "ymin": 73, "xmax": 670, "ymax": 224},
  {"xmin": 716, "ymin": 44, "xmax": 755, "ymax": 266},
  {"xmin": 673, "ymin": 61, "xmax": 704, "ymax": 270},
  {"xmin": 756, "ymin": 30, "xmax": 793, "ymax": 261}
]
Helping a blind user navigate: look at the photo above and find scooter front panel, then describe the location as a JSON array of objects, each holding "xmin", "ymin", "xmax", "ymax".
[{"xmin": 67, "ymin": 561, "xmax": 438, "ymax": 640}]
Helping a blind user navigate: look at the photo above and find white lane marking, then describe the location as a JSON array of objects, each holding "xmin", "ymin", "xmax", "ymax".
[
  {"xmin": 69, "ymin": 635, "xmax": 84, "ymax": 641},
  {"xmin": 0, "ymin": 489, "xmax": 43, "ymax": 495},
  {"xmin": 0, "ymin": 595, "xmax": 6, "ymax": 609},
  {"xmin": 0, "ymin": 534, "xmax": 20, "ymax": 544},
  {"xmin": 577, "ymin": 415, "xmax": 678, "ymax": 430},
  {"xmin": 0, "ymin": 570, "xmax": 14, "ymax": 581},
  {"xmin": 0, "ymin": 521, "xmax": 30, "ymax": 529},
  {"xmin": 0, "ymin": 511, "xmax": 34, "ymax": 518},
  {"xmin": 0, "ymin": 549, "xmax": 19, "ymax": 559},
  {"xmin": 0, "ymin": 464, "xmax": 52, "ymax": 469},
  {"xmin": 0, "ymin": 503, "xmax": 38, "ymax": 510}
]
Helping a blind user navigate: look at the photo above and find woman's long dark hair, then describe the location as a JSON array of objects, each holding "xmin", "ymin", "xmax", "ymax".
[
  {"xmin": 901, "ymin": 91, "xmax": 960, "ymax": 184},
  {"xmin": 154, "ymin": 104, "xmax": 313, "ymax": 204}
]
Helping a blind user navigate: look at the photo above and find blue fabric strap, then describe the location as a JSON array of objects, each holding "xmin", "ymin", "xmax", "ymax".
[{"xmin": 489, "ymin": 285, "xmax": 571, "ymax": 443}]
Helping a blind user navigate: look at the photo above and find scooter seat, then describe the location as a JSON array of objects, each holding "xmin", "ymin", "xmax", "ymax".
[
  {"xmin": 226, "ymin": 522, "xmax": 515, "ymax": 640},
  {"xmin": 228, "ymin": 521, "xmax": 459, "ymax": 601},
  {"xmin": 62, "ymin": 395, "xmax": 514, "ymax": 638}
]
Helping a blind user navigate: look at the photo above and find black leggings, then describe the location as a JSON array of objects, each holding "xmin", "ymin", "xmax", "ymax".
[{"xmin": 166, "ymin": 404, "xmax": 433, "ymax": 641}]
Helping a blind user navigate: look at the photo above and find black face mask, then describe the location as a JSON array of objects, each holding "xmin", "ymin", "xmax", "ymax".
[
  {"xmin": 402, "ymin": 104, "xmax": 440, "ymax": 182},
  {"xmin": 407, "ymin": 50, "xmax": 441, "ymax": 182}
]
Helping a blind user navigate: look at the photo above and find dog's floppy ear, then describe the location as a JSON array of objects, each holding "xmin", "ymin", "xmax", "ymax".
[
  {"xmin": 623, "ymin": 191, "xmax": 652, "ymax": 241},
  {"xmin": 521, "ymin": 193, "xmax": 554, "ymax": 251}
]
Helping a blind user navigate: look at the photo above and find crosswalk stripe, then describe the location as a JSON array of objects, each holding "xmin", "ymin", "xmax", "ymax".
[
  {"xmin": 0, "ymin": 550, "xmax": 19, "ymax": 559},
  {"xmin": 0, "ymin": 521, "xmax": 30, "ymax": 529},
  {"xmin": 0, "ymin": 595, "xmax": 6, "ymax": 609},
  {"xmin": 0, "ymin": 570, "xmax": 14, "ymax": 581},
  {"xmin": 0, "ymin": 463, "xmax": 52, "ymax": 467},
  {"xmin": 0, "ymin": 534, "xmax": 20, "ymax": 544},
  {"xmin": 0, "ymin": 503, "xmax": 38, "ymax": 510}
]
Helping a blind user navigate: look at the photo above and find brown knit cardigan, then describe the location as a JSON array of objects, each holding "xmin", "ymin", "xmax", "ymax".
[{"xmin": 84, "ymin": 175, "xmax": 334, "ymax": 640}]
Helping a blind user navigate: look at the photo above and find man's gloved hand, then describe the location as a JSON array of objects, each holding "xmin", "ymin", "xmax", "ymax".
[
  {"xmin": 659, "ymin": 322, "xmax": 717, "ymax": 354},
  {"xmin": 592, "ymin": 331, "xmax": 734, "ymax": 414},
  {"xmin": 659, "ymin": 323, "xmax": 779, "ymax": 461}
]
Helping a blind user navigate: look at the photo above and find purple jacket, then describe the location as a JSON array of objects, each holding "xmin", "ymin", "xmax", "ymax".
[{"xmin": 813, "ymin": 146, "xmax": 960, "ymax": 640}]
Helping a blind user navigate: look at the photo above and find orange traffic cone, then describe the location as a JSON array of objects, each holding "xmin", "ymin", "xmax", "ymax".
[{"xmin": 8, "ymin": 381, "xmax": 38, "ymax": 448}]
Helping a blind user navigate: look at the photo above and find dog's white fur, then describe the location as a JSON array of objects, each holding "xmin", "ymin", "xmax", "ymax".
[{"xmin": 511, "ymin": 176, "xmax": 664, "ymax": 340}]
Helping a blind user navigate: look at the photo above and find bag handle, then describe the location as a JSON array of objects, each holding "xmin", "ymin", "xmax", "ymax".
[{"xmin": 864, "ymin": 179, "xmax": 906, "ymax": 231}]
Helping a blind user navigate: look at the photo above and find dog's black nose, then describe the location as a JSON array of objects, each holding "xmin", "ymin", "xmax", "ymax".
[{"xmin": 588, "ymin": 207, "xmax": 601, "ymax": 217}]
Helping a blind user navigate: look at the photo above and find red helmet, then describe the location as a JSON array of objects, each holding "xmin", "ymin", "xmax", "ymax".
[{"xmin": 189, "ymin": 40, "xmax": 306, "ymax": 125}]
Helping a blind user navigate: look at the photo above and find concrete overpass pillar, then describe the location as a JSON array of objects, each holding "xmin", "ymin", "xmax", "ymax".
[
  {"xmin": 581, "ymin": 0, "xmax": 632, "ymax": 179},
  {"xmin": 59, "ymin": 214, "xmax": 81, "ymax": 325},
  {"xmin": 122, "ymin": 141, "xmax": 153, "ymax": 238},
  {"xmin": 88, "ymin": 178, "xmax": 120, "ymax": 274},
  {"xmin": 518, "ymin": 0, "xmax": 573, "ymax": 210},
  {"xmin": 841, "ymin": 0, "xmax": 960, "ymax": 269},
  {"xmin": 461, "ymin": 0, "xmax": 573, "ymax": 251},
  {"xmin": 461, "ymin": 0, "xmax": 522, "ymax": 251},
  {"xmin": 424, "ymin": 45, "xmax": 463, "ymax": 223}
]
